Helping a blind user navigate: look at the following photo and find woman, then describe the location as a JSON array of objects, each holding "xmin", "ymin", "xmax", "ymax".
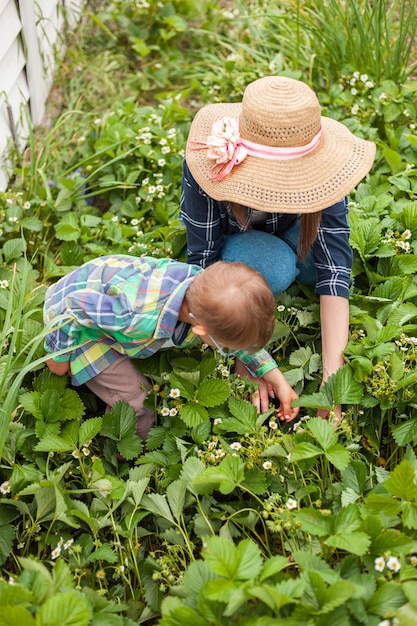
[{"xmin": 180, "ymin": 75, "xmax": 376, "ymax": 420}]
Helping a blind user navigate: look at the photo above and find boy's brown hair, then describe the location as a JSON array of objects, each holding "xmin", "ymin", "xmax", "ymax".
[{"xmin": 186, "ymin": 261, "xmax": 276, "ymax": 352}]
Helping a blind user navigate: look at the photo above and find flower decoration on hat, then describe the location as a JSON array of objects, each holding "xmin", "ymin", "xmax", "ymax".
[
  {"xmin": 189, "ymin": 115, "xmax": 323, "ymax": 182},
  {"xmin": 191, "ymin": 117, "xmax": 248, "ymax": 181}
]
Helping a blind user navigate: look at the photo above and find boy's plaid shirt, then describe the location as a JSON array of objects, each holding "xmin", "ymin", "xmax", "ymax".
[{"xmin": 43, "ymin": 255, "xmax": 277, "ymax": 386}]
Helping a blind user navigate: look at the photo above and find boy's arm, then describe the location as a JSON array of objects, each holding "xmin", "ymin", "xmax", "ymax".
[{"xmin": 46, "ymin": 358, "xmax": 70, "ymax": 376}]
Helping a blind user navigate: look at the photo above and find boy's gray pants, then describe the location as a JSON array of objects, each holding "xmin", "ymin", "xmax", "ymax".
[{"xmin": 85, "ymin": 355, "xmax": 155, "ymax": 442}]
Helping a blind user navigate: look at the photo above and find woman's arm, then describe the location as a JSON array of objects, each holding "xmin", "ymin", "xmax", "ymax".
[{"xmin": 320, "ymin": 294, "xmax": 349, "ymax": 381}]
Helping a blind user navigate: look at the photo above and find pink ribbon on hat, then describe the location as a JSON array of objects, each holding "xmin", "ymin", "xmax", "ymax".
[{"xmin": 189, "ymin": 116, "xmax": 322, "ymax": 181}]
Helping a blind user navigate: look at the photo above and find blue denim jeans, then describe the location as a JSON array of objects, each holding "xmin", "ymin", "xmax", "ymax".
[{"xmin": 222, "ymin": 219, "xmax": 317, "ymax": 296}]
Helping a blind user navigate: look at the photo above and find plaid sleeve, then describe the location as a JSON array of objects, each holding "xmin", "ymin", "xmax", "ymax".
[
  {"xmin": 180, "ymin": 159, "xmax": 225, "ymax": 268},
  {"xmin": 234, "ymin": 348, "xmax": 278, "ymax": 377},
  {"xmin": 312, "ymin": 197, "xmax": 353, "ymax": 299}
]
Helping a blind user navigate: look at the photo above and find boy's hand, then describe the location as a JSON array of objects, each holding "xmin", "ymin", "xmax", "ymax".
[
  {"xmin": 262, "ymin": 367, "xmax": 299, "ymax": 422},
  {"xmin": 234, "ymin": 360, "xmax": 299, "ymax": 420},
  {"xmin": 46, "ymin": 358, "xmax": 70, "ymax": 376}
]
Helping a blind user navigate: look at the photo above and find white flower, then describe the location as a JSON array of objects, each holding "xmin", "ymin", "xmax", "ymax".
[
  {"xmin": 93, "ymin": 118, "xmax": 102, "ymax": 125},
  {"xmin": 0, "ymin": 481, "xmax": 11, "ymax": 494},
  {"xmin": 64, "ymin": 539, "xmax": 74, "ymax": 550},
  {"xmin": 213, "ymin": 418, "xmax": 222, "ymax": 425},
  {"xmin": 158, "ymin": 159, "xmax": 166, "ymax": 167},
  {"xmin": 160, "ymin": 407, "xmax": 170, "ymax": 416},
  {"xmin": 51, "ymin": 546, "xmax": 61, "ymax": 560},
  {"xmin": 286, "ymin": 498, "xmax": 297, "ymax": 510},
  {"xmin": 351, "ymin": 87, "xmax": 358, "ymax": 95},
  {"xmin": 169, "ymin": 408, "xmax": 178, "ymax": 416},
  {"xmin": 410, "ymin": 555, "xmax": 417, "ymax": 566},
  {"xmin": 269, "ymin": 420, "xmax": 278, "ymax": 430},
  {"xmin": 386, "ymin": 556, "xmax": 401, "ymax": 572},
  {"xmin": 161, "ymin": 146, "xmax": 171, "ymax": 154},
  {"xmin": 351, "ymin": 104, "xmax": 359, "ymax": 115},
  {"xmin": 277, "ymin": 305, "xmax": 285, "ymax": 312},
  {"xmin": 111, "ymin": 216, "xmax": 118, "ymax": 222},
  {"xmin": 72, "ymin": 449, "xmax": 80, "ymax": 459},
  {"xmin": 377, "ymin": 621, "xmax": 391, "ymax": 626},
  {"xmin": 374, "ymin": 556, "xmax": 385, "ymax": 572},
  {"xmin": 230, "ymin": 442, "xmax": 242, "ymax": 451},
  {"xmin": 169, "ymin": 388, "xmax": 181, "ymax": 398},
  {"xmin": 23, "ymin": 201, "xmax": 31, "ymax": 209},
  {"xmin": 263, "ymin": 461, "xmax": 272, "ymax": 470}
]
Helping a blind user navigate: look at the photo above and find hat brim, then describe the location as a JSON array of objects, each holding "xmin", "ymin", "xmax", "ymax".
[{"xmin": 186, "ymin": 102, "xmax": 376, "ymax": 214}]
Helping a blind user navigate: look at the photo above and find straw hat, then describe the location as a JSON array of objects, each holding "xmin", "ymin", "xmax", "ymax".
[{"xmin": 185, "ymin": 76, "xmax": 376, "ymax": 213}]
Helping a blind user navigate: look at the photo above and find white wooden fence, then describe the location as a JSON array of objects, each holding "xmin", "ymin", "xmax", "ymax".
[{"xmin": 0, "ymin": 0, "xmax": 85, "ymax": 191}]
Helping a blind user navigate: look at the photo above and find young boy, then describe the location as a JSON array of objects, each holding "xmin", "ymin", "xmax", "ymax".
[{"xmin": 44, "ymin": 255, "xmax": 299, "ymax": 441}]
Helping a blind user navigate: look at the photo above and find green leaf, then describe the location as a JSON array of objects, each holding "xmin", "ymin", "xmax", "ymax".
[
  {"xmin": 166, "ymin": 480, "xmax": 186, "ymax": 521},
  {"xmin": 228, "ymin": 397, "xmax": 258, "ymax": 431},
  {"xmin": 157, "ymin": 607, "xmax": 209, "ymax": 626},
  {"xmin": 169, "ymin": 373, "xmax": 196, "ymax": 399},
  {"xmin": 333, "ymin": 366, "xmax": 364, "ymax": 405},
  {"xmin": 293, "ymin": 508, "xmax": 332, "ymax": 536},
  {"xmin": 37, "ymin": 591, "xmax": 91, "ymax": 626},
  {"xmin": 325, "ymin": 531, "xmax": 371, "ymax": 556},
  {"xmin": 40, "ymin": 389, "xmax": 62, "ymax": 422},
  {"xmin": 367, "ymin": 581, "xmax": 406, "ymax": 615},
  {"xmin": 289, "ymin": 346, "xmax": 313, "ymax": 367},
  {"xmin": 117, "ymin": 436, "xmax": 143, "ymax": 460},
  {"xmin": 259, "ymin": 555, "xmax": 290, "ymax": 581},
  {"xmin": 193, "ymin": 456, "xmax": 245, "ymax": 495},
  {"xmin": 85, "ymin": 544, "xmax": 118, "ymax": 564},
  {"xmin": 79, "ymin": 417, "xmax": 102, "ymax": 447},
  {"xmin": 196, "ymin": 379, "xmax": 230, "ymax": 407},
  {"xmin": 60, "ymin": 389, "xmax": 85, "ymax": 421},
  {"xmin": 182, "ymin": 560, "xmax": 218, "ymax": 597},
  {"xmin": 366, "ymin": 493, "xmax": 402, "ymax": 517},
  {"xmin": 34, "ymin": 435, "xmax": 74, "ymax": 453},
  {"xmin": 349, "ymin": 215, "xmax": 382, "ymax": 259},
  {"xmin": 235, "ymin": 539, "xmax": 263, "ymax": 580},
  {"xmin": 306, "ymin": 418, "xmax": 338, "ymax": 451},
  {"xmin": 384, "ymin": 461, "xmax": 417, "ymax": 500},
  {"xmin": 202, "ymin": 536, "xmax": 262, "ymax": 581},
  {"xmin": 179, "ymin": 457, "xmax": 205, "ymax": 488},
  {"xmin": 141, "ymin": 493, "xmax": 174, "ymax": 522},
  {"xmin": 324, "ymin": 445, "xmax": 351, "ymax": 472},
  {"xmin": 101, "ymin": 402, "xmax": 136, "ymax": 439},
  {"xmin": 2, "ymin": 239, "xmax": 26, "ymax": 262},
  {"xmin": 289, "ymin": 442, "xmax": 322, "ymax": 463},
  {"xmin": 402, "ymin": 502, "xmax": 417, "ymax": 529},
  {"xmin": 0, "ymin": 607, "xmax": 36, "ymax": 626},
  {"xmin": 0, "ymin": 524, "xmax": 14, "ymax": 566},
  {"xmin": 180, "ymin": 403, "xmax": 208, "ymax": 427}
]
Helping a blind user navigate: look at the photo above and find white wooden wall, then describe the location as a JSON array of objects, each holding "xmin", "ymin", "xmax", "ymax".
[{"xmin": 0, "ymin": 0, "xmax": 85, "ymax": 191}]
